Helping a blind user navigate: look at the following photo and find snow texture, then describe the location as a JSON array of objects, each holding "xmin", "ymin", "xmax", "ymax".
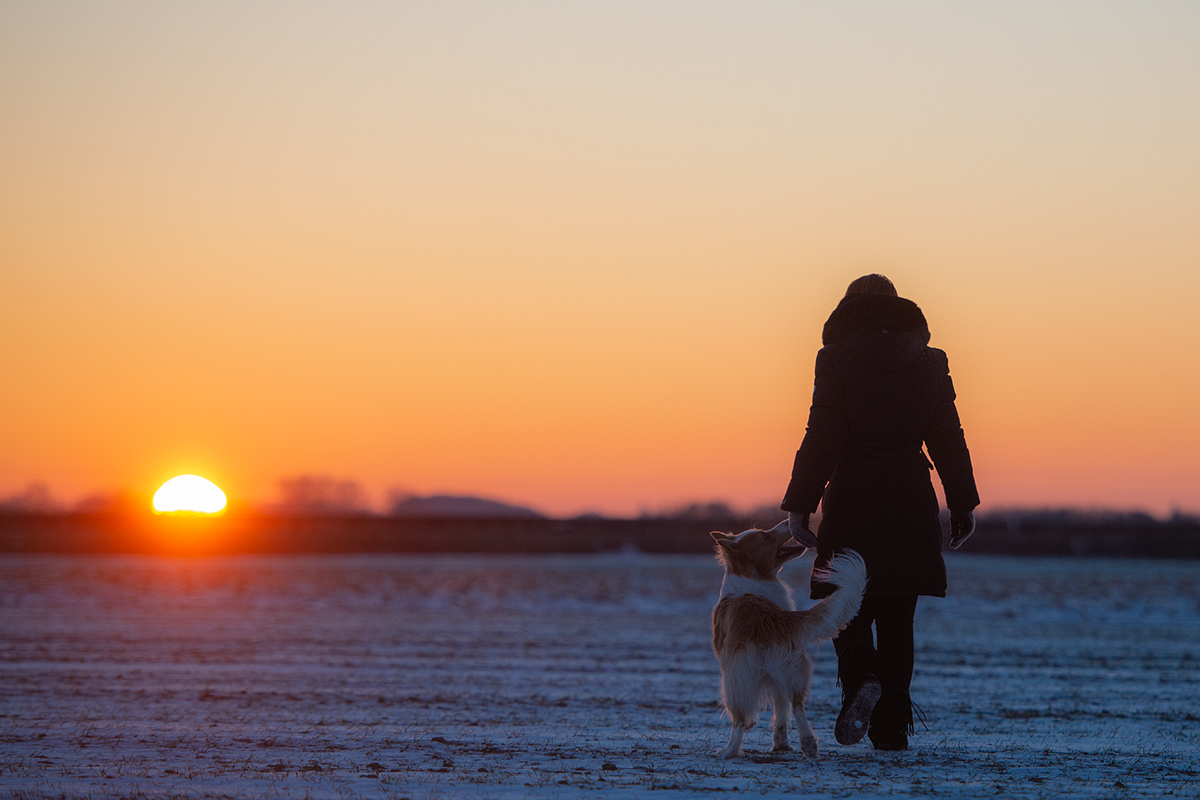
[{"xmin": 1, "ymin": 552, "xmax": 1198, "ymax": 798}]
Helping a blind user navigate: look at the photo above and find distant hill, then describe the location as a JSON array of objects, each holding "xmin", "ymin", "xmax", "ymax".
[{"xmin": 389, "ymin": 494, "xmax": 544, "ymax": 518}]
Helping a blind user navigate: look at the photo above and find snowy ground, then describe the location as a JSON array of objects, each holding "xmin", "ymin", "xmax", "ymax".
[{"xmin": 1, "ymin": 551, "xmax": 1198, "ymax": 799}]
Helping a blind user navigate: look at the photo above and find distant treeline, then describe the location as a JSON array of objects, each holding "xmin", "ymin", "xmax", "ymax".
[
  {"xmin": 0, "ymin": 480, "xmax": 548, "ymax": 518},
  {"xmin": 964, "ymin": 508, "xmax": 1200, "ymax": 559},
  {"xmin": 0, "ymin": 507, "xmax": 1197, "ymax": 558}
]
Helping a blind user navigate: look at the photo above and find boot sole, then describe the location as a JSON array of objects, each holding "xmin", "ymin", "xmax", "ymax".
[{"xmin": 835, "ymin": 680, "xmax": 881, "ymax": 745}]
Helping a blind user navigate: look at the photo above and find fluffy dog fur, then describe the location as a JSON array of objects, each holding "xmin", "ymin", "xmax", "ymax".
[{"xmin": 710, "ymin": 520, "xmax": 867, "ymax": 759}]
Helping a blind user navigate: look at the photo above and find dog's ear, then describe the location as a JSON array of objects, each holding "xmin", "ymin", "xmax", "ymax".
[{"xmin": 710, "ymin": 531, "xmax": 738, "ymax": 553}]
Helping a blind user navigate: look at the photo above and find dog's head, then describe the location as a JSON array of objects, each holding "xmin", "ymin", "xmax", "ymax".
[{"xmin": 710, "ymin": 519, "xmax": 807, "ymax": 580}]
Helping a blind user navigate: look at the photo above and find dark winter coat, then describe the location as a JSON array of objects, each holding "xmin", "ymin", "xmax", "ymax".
[{"xmin": 780, "ymin": 294, "xmax": 979, "ymax": 599}]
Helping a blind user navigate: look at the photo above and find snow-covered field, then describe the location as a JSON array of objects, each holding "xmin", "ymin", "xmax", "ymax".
[{"xmin": 2, "ymin": 551, "xmax": 1198, "ymax": 799}]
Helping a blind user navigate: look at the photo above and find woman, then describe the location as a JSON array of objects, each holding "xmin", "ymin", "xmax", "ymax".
[{"xmin": 780, "ymin": 274, "xmax": 979, "ymax": 751}]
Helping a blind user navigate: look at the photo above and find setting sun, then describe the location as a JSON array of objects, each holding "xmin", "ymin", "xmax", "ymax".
[{"xmin": 152, "ymin": 475, "xmax": 227, "ymax": 514}]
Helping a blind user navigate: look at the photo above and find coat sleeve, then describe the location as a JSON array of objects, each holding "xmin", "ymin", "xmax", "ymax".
[
  {"xmin": 781, "ymin": 347, "xmax": 849, "ymax": 514},
  {"xmin": 924, "ymin": 350, "xmax": 980, "ymax": 513}
]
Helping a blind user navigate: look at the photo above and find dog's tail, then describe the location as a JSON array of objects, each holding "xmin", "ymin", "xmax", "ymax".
[{"xmin": 797, "ymin": 550, "xmax": 868, "ymax": 642}]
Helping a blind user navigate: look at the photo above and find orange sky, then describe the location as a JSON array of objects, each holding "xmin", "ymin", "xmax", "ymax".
[{"xmin": 2, "ymin": 3, "xmax": 1198, "ymax": 516}]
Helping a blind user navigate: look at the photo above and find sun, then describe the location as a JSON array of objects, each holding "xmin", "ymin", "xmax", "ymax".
[{"xmin": 152, "ymin": 475, "xmax": 227, "ymax": 514}]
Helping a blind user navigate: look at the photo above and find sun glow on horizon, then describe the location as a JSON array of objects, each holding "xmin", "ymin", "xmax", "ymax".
[{"xmin": 152, "ymin": 475, "xmax": 227, "ymax": 514}]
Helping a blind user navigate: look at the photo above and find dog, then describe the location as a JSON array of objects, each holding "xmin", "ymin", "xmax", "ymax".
[{"xmin": 710, "ymin": 519, "xmax": 867, "ymax": 759}]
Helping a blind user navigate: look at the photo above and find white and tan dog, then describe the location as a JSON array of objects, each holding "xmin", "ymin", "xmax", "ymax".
[{"xmin": 710, "ymin": 520, "xmax": 867, "ymax": 759}]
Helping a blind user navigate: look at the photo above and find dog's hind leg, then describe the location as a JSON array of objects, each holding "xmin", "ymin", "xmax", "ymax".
[
  {"xmin": 770, "ymin": 686, "xmax": 792, "ymax": 752},
  {"xmin": 719, "ymin": 655, "xmax": 757, "ymax": 759},
  {"xmin": 772, "ymin": 695, "xmax": 792, "ymax": 753}
]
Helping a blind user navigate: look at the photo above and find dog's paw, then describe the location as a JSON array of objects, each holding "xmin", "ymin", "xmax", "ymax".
[
  {"xmin": 799, "ymin": 735, "xmax": 818, "ymax": 760},
  {"xmin": 718, "ymin": 745, "xmax": 743, "ymax": 760},
  {"xmin": 771, "ymin": 742, "xmax": 792, "ymax": 753}
]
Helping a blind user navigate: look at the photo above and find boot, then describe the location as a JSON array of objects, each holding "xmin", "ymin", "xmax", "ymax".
[
  {"xmin": 869, "ymin": 728, "xmax": 908, "ymax": 751},
  {"xmin": 869, "ymin": 698, "xmax": 920, "ymax": 751},
  {"xmin": 834, "ymin": 675, "xmax": 881, "ymax": 745}
]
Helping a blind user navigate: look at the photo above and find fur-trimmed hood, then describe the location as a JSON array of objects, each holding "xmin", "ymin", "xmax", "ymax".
[
  {"xmin": 821, "ymin": 294, "xmax": 931, "ymax": 372},
  {"xmin": 822, "ymin": 294, "xmax": 930, "ymax": 346}
]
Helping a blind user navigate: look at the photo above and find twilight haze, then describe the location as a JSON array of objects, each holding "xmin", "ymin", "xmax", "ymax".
[{"xmin": 1, "ymin": 2, "xmax": 1197, "ymax": 517}]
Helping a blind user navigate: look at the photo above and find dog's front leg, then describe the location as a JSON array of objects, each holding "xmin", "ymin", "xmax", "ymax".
[
  {"xmin": 792, "ymin": 698, "xmax": 818, "ymax": 759},
  {"xmin": 720, "ymin": 721, "xmax": 747, "ymax": 759},
  {"xmin": 792, "ymin": 652, "xmax": 818, "ymax": 759}
]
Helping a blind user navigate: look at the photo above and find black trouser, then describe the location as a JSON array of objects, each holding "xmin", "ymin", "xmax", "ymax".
[{"xmin": 833, "ymin": 594, "xmax": 919, "ymax": 735}]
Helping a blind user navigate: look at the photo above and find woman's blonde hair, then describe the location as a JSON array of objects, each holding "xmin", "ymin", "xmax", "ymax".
[{"xmin": 845, "ymin": 274, "xmax": 897, "ymax": 297}]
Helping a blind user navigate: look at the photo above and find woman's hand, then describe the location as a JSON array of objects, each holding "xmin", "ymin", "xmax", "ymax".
[
  {"xmin": 788, "ymin": 512, "xmax": 819, "ymax": 548},
  {"xmin": 949, "ymin": 510, "xmax": 976, "ymax": 549}
]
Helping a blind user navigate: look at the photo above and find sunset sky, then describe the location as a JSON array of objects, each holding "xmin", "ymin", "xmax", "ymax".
[{"xmin": 2, "ymin": 2, "xmax": 1198, "ymax": 517}]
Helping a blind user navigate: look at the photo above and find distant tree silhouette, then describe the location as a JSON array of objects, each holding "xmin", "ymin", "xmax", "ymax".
[
  {"xmin": 0, "ymin": 483, "xmax": 59, "ymax": 513},
  {"xmin": 654, "ymin": 501, "xmax": 739, "ymax": 520},
  {"xmin": 73, "ymin": 491, "xmax": 148, "ymax": 514},
  {"xmin": 388, "ymin": 492, "xmax": 542, "ymax": 518},
  {"xmin": 276, "ymin": 476, "xmax": 369, "ymax": 515}
]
